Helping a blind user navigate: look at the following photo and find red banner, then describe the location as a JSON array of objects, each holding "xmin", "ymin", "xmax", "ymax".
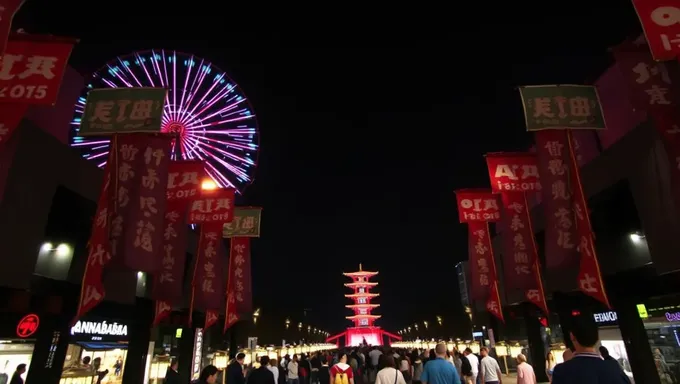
[
  {"xmin": 486, "ymin": 153, "xmax": 540, "ymax": 192},
  {"xmin": 454, "ymin": 190, "xmax": 501, "ymax": 223},
  {"xmin": 117, "ymin": 134, "xmax": 172, "ymax": 273},
  {"xmin": 225, "ymin": 237, "xmax": 253, "ymax": 331},
  {"xmin": 535, "ymin": 130, "xmax": 579, "ymax": 270},
  {"xmin": 631, "ymin": 1, "xmax": 680, "ymax": 61},
  {"xmin": 0, "ymin": 102, "xmax": 27, "ymax": 143},
  {"xmin": 0, "ymin": 35, "xmax": 75, "ymax": 105},
  {"xmin": 152, "ymin": 161, "xmax": 205, "ymax": 325},
  {"xmin": 613, "ymin": 48, "xmax": 678, "ymax": 109},
  {"xmin": 166, "ymin": 160, "xmax": 204, "ymax": 201},
  {"xmin": 486, "ymin": 153, "xmax": 549, "ymax": 315},
  {"xmin": 205, "ymin": 310, "xmax": 219, "ymax": 329},
  {"xmin": 467, "ymin": 221, "xmax": 503, "ymax": 322},
  {"xmin": 152, "ymin": 202, "xmax": 188, "ymax": 300},
  {"xmin": 571, "ymin": 130, "xmax": 601, "ymax": 167},
  {"xmin": 0, "ymin": 1, "xmax": 24, "ymax": 56},
  {"xmin": 152, "ymin": 300, "xmax": 172, "ymax": 326},
  {"xmin": 192, "ymin": 223, "xmax": 225, "ymax": 311},
  {"xmin": 75, "ymin": 154, "xmax": 114, "ymax": 322},
  {"xmin": 567, "ymin": 131, "xmax": 611, "ymax": 307},
  {"xmin": 188, "ymin": 188, "xmax": 235, "ymax": 224}
]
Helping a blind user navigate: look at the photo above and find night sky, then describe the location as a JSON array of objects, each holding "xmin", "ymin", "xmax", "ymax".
[{"xmin": 17, "ymin": 2, "xmax": 642, "ymax": 334}]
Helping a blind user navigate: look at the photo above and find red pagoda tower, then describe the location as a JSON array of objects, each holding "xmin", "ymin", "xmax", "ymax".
[{"xmin": 326, "ymin": 264, "xmax": 401, "ymax": 346}]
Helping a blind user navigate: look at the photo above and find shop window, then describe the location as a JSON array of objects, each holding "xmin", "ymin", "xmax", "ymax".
[{"xmin": 0, "ymin": 340, "xmax": 34, "ymax": 382}]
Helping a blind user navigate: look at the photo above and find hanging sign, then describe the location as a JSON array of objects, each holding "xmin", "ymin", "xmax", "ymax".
[{"xmin": 16, "ymin": 313, "xmax": 39, "ymax": 338}]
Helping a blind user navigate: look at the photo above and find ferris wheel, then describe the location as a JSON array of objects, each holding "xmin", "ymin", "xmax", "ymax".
[{"xmin": 70, "ymin": 49, "xmax": 259, "ymax": 194}]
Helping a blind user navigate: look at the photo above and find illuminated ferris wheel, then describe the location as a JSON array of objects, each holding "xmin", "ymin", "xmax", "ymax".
[{"xmin": 70, "ymin": 49, "xmax": 259, "ymax": 194}]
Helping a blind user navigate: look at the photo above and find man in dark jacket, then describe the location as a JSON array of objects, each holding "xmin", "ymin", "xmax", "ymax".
[
  {"xmin": 164, "ymin": 358, "xmax": 180, "ymax": 384},
  {"xmin": 249, "ymin": 356, "xmax": 275, "ymax": 384},
  {"xmin": 552, "ymin": 315, "xmax": 630, "ymax": 384},
  {"xmin": 227, "ymin": 353, "xmax": 246, "ymax": 384}
]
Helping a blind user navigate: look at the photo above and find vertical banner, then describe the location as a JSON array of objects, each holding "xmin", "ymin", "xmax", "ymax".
[
  {"xmin": 205, "ymin": 310, "xmax": 219, "ymax": 329},
  {"xmin": 152, "ymin": 160, "xmax": 205, "ymax": 325},
  {"xmin": 567, "ymin": 133, "xmax": 611, "ymax": 308},
  {"xmin": 224, "ymin": 236, "xmax": 253, "ymax": 331},
  {"xmin": 193, "ymin": 224, "xmax": 226, "ymax": 310},
  {"xmin": 0, "ymin": 1, "xmax": 25, "ymax": 56},
  {"xmin": 630, "ymin": 1, "xmax": 680, "ymax": 61},
  {"xmin": 188, "ymin": 187, "xmax": 235, "ymax": 325},
  {"xmin": 486, "ymin": 153, "xmax": 549, "ymax": 315},
  {"xmin": 120, "ymin": 135, "xmax": 171, "ymax": 272},
  {"xmin": 455, "ymin": 190, "xmax": 504, "ymax": 322},
  {"xmin": 520, "ymin": 85, "xmax": 610, "ymax": 307},
  {"xmin": 75, "ymin": 154, "xmax": 114, "ymax": 322}
]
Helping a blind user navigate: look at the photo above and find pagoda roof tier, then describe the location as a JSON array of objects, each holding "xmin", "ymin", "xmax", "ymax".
[
  {"xmin": 346, "ymin": 314, "xmax": 382, "ymax": 320},
  {"xmin": 346, "ymin": 304, "xmax": 380, "ymax": 309},
  {"xmin": 344, "ymin": 281, "xmax": 378, "ymax": 288},
  {"xmin": 345, "ymin": 293, "xmax": 379, "ymax": 299},
  {"xmin": 343, "ymin": 263, "xmax": 378, "ymax": 277}
]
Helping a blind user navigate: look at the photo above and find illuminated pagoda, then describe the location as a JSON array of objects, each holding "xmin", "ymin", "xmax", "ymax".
[{"xmin": 326, "ymin": 264, "xmax": 401, "ymax": 346}]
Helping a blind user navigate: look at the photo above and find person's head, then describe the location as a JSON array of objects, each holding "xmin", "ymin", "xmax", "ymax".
[
  {"xmin": 599, "ymin": 346, "xmax": 610, "ymax": 359},
  {"xmin": 339, "ymin": 353, "xmax": 348, "ymax": 364},
  {"xmin": 480, "ymin": 347, "xmax": 488, "ymax": 357},
  {"xmin": 15, "ymin": 364, "xmax": 26, "ymax": 375},
  {"xmin": 236, "ymin": 353, "xmax": 246, "ymax": 364},
  {"xmin": 562, "ymin": 349, "xmax": 573, "ymax": 362},
  {"xmin": 82, "ymin": 356, "xmax": 91, "ymax": 365},
  {"xmin": 516, "ymin": 354, "xmax": 527, "ymax": 364},
  {"xmin": 546, "ymin": 352, "xmax": 554, "ymax": 363},
  {"xmin": 320, "ymin": 356, "xmax": 328, "ymax": 365},
  {"xmin": 435, "ymin": 343, "xmax": 447, "ymax": 358},
  {"xmin": 293, "ymin": 354, "xmax": 298, "ymax": 362},
  {"xmin": 379, "ymin": 354, "xmax": 395, "ymax": 369},
  {"xmin": 428, "ymin": 349, "xmax": 436, "ymax": 360},
  {"xmin": 260, "ymin": 356, "xmax": 270, "ymax": 367},
  {"xmin": 270, "ymin": 359, "xmax": 278, "ymax": 367},
  {"xmin": 93, "ymin": 357, "xmax": 102, "ymax": 370},
  {"xmin": 569, "ymin": 315, "xmax": 599, "ymax": 352},
  {"xmin": 199, "ymin": 365, "xmax": 219, "ymax": 384},
  {"xmin": 171, "ymin": 358, "xmax": 179, "ymax": 370}
]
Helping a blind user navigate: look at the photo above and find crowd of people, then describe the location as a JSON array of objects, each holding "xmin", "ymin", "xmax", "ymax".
[{"xmin": 185, "ymin": 315, "xmax": 635, "ymax": 384}]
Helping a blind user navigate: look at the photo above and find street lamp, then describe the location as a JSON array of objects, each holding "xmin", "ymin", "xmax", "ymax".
[
  {"xmin": 423, "ymin": 321, "xmax": 428, "ymax": 329},
  {"xmin": 436, "ymin": 316, "xmax": 443, "ymax": 326},
  {"xmin": 253, "ymin": 308, "xmax": 260, "ymax": 324},
  {"xmin": 201, "ymin": 178, "xmax": 218, "ymax": 191},
  {"xmin": 285, "ymin": 318, "xmax": 291, "ymax": 329},
  {"xmin": 298, "ymin": 322, "xmax": 303, "ymax": 331}
]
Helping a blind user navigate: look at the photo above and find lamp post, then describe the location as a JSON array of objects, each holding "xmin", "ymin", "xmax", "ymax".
[{"xmin": 253, "ymin": 308, "xmax": 260, "ymax": 325}]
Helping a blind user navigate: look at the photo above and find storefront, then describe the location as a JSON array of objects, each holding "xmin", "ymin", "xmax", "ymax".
[
  {"xmin": 0, "ymin": 313, "xmax": 40, "ymax": 382},
  {"xmin": 60, "ymin": 317, "xmax": 130, "ymax": 384},
  {"xmin": 590, "ymin": 310, "xmax": 635, "ymax": 382}
]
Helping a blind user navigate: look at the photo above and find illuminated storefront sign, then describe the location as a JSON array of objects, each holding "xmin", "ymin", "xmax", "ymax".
[
  {"xmin": 70, "ymin": 320, "xmax": 128, "ymax": 341},
  {"xmin": 666, "ymin": 312, "xmax": 680, "ymax": 322},
  {"xmin": 192, "ymin": 328, "xmax": 204, "ymax": 379},
  {"xmin": 593, "ymin": 311, "xmax": 618, "ymax": 325},
  {"xmin": 16, "ymin": 314, "xmax": 39, "ymax": 338}
]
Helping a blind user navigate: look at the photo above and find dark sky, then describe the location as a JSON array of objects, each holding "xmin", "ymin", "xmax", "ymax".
[{"xmin": 17, "ymin": 2, "xmax": 641, "ymax": 334}]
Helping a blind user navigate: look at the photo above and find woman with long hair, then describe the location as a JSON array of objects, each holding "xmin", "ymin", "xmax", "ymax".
[
  {"xmin": 375, "ymin": 355, "xmax": 406, "ymax": 384},
  {"xmin": 545, "ymin": 352, "xmax": 556, "ymax": 383}
]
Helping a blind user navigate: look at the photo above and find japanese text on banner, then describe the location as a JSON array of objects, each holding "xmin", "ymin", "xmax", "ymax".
[
  {"xmin": 193, "ymin": 226, "xmax": 225, "ymax": 310},
  {"xmin": 0, "ymin": 36, "xmax": 74, "ymax": 105},
  {"xmin": 225, "ymin": 237, "xmax": 252, "ymax": 330},
  {"xmin": 188, "ymin": 188, "xmax": 235, "ymax": 224},
  {"xmin": 167, "ymin": 160, "xmax": 204, "ymax": 202},
  {"xmin": 534, "ymin": 130, "xmax": 579, "ymax": 270},
  {"xmin": 519, "ymin": 85, "xmax": 606, "ymax": 131},
  {"xmin": 455, "ymin": 190, "xmax": 502, "ymax": 223},
  {"xmin": 75, "ymin": 154, "xmax": 114, "ymax": 322},
  {"xmin": 120, "ymin": 135, "xmax": 171, "ymax": 273},
  {"xmin": 78, "ymin": 87, "xmax": 167, "ymax": 135},
  {"xmin": 500, "ymin": 192, "xmax": 535, "ymax": 290},
  {"xmin": 568, "ymin": 136, "xmax": 611, "ymax": 307},
  {"xmin": 223, "ymin": 207, "xmax": 262, "ymax": 238},
  {"xmin": 631, "ymin": 1, "xmax": 680, "ymax": 61},
  {"xmin": 153, "ymin": 204, "xmax": 188, "ymax": 301},
  {"xmin": 486, "ymin": 153, "xmax": 541, "ymax": 192}
]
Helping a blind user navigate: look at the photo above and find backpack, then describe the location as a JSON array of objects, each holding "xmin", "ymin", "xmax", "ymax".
[
  {"xmin": 334, "ymin": 372, "xmax": 349, "ymax": 384},
  {"xmin": 461, "ymin": 356, "xmax": 472, "ymax": 376}
]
